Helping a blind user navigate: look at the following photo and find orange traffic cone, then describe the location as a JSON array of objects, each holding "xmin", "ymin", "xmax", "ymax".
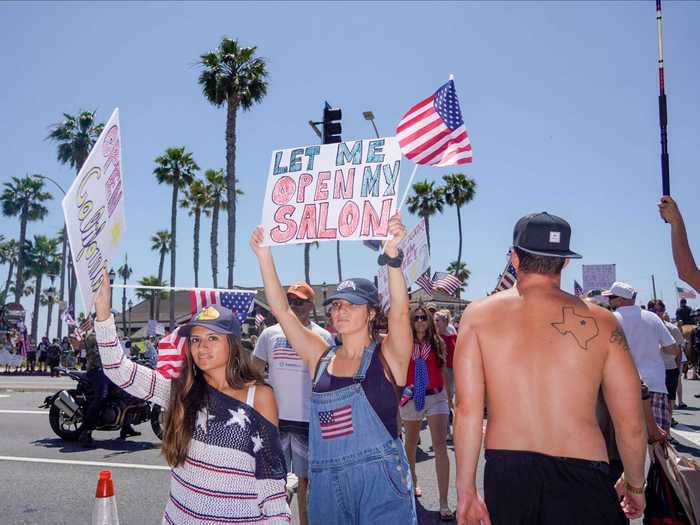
[{"xmin": 92, "ymin": 470, "xmax": 120, "ymax": 525}]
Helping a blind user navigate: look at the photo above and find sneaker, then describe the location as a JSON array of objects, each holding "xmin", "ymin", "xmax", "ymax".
[
  {"xmin": 79, "ymin": 431, "xmax": 95, "ymax": 448},
  {"xmin": 677, "ymin": 403, "xmax": 688, "ymax": 409},
  {"xmin": 119, "ymin": 426, "xmax": 141, "ymax": 439}
]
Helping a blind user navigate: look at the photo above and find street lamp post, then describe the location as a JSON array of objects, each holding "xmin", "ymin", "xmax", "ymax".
[
  {"xmin": 363, "ymin": 111, "xmax": 380, "ymax": 139},
  {"xmin": 108, "ymin": 268, "xmax": 116, "ymax": 310},
  {"xmin": 127, "ymin": 299, "xmax": 133, "ymax": 336}
]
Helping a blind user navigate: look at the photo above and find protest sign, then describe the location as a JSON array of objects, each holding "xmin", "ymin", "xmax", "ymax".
[
  {"xmin": 377, "ymin": 219, "xmax": 430, "ymax": 306},
  {"xmin": 62, "ymin": 108, "xmax": 125, "ymax": 312},
  {"xmin": 582, "ymin": 264, "xmax": 616, "ymax": 293},
  {"xmin": 261, "ymin": 137, "xmax": 401, "ymax": 246}
]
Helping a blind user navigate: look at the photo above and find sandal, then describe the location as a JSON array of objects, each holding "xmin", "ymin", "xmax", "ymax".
[{"xmin": 440, "ymin": 508, "xmax": 455, "ymax": 521}]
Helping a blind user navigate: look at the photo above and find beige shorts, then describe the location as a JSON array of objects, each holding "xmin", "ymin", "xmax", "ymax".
[{"xmin": 400, "ymin": 388, "xmax": 450, "ymax": 421}]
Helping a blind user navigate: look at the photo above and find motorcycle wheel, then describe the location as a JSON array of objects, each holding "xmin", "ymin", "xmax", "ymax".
[
  {"xmin": 150, "ymin": 405, "xmax": 164, "ymax": 440},
  {"xmin": 48, "ymin": 390, "xmax": 84, "ymax": 441}
]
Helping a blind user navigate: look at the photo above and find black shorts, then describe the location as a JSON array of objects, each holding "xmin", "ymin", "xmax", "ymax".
[
  {"xmin": 484, "ymin": 449, "xmax": 626, "ymax": 525},
  {"xmin": 665, "ymin": 368, "xmax": 680, "ymax": 401}
]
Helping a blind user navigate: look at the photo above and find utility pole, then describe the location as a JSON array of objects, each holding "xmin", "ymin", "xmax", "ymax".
[{"xmin": 652, "ymin": 274, "xmax": 658, "ymax": 300}]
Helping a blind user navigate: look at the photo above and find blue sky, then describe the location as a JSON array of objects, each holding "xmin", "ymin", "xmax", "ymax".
[{"xmin": 1, "ymin": 1, "xmax": 699, "ymax": 335}]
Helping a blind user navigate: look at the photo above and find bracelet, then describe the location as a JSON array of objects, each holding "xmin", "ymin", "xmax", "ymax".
[
  {"xmin": 622, "ymin": 476, "xmax": 645, "ymax": 495},
  {"xmin": 377, "ymin": 249, "xmax": 404, "ymax": 268}
]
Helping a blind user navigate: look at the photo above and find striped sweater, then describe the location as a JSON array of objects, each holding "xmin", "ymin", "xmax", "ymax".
[{"xmin": 95, "ymin": 316, "xmax": 291, "ymax": 524}]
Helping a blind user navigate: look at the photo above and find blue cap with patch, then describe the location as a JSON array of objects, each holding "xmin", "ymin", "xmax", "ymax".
[
  {"xmin": 323, "ymin": 278, "xmax": 379, "ymax": 306},
  {"xmin": 179, "ymin": 304, "xmax": 241, "ymax": 338}
]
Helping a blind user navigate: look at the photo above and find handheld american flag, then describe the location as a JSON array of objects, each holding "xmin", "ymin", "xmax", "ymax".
[
  {"xmin": 494, "ymin": 263, "xmax": 518, "ymax": 293},
  {"xmin": 396, "ymin": 79, "xmax": 472, "ymax": 167},
  {"xmin": 415, "ymin": 269, "xmax": 434, "ymax": 297},
  {"xmin": 676, "ymin": 286, "xmax": 697, "ymax": 300},
  {"xmin": 574, "ymin": 281, "xmax": 584, "ymax": 297},
  {"xmin": 156, "ymin": 327, "xmax": 186, "ymax": 379},
  {"xmin": 432, "ymin": 272, "xmax": 462, "ymax": 296}
]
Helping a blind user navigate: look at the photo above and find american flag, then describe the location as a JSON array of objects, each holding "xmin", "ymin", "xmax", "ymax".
[
  {"xmin": 190, "ymin": 289, "xmax": 257, "ymax": 324},
  {"xmin": 416, "ymin": 269, "xmax": 434, "ymax": 297},
  {"xmin": 156, "ymin": 327, "xmax": 186, "ymax": 379},
  {"xmin": 676, "ymin": 286, "xmax": 697, "ymax": 300},
  {"xmin": 494, "ymin": 263, "xmax": 517, "ymax": 293},
  {"xmin": 574, "ymin": 281, "xmax": 584, "ymax": 297},
  {"xmin": 396, "ymin": 79, "xmax": 472, "ymax": 166},
  {"xmin": 433, "ymin": 272, "xmax": 462, "ymax": 296},
  {"xmin": 255, "ymin": 312, "xmax": 266, "ymax": 331},
  {"xmin": 318, "ymin": 404, "xmax": 354, "ymax": 439},
  {"xmin": 271, "ymin": 337, "xmax": 301, "ymax": 361}
]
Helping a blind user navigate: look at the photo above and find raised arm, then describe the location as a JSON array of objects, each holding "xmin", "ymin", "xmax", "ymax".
[
  {"xmin": 659, "ymin": 196, "xmax": 700, "ymax": 291},
  {"xmin": 94, "ymin": 270, "xmax": 171, "ymax": 408},
  {"xmin": 380, "ymin": 213, "xmax": 412, "ymax": 382},
  {"xmin": 602, "ymin": 320, "xmax": 646, "ymax": 519},
  {"xmin": 250, "ymin": 227, "xmax": 328, "ymax": 374}
]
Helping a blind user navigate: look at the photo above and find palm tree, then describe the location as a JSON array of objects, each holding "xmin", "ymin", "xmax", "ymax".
[
  {"xmin": 0, "ymin": 239, "xmax": 19, "ymax": 304},
  {"xmin": 150, "ymin": 230, "xmax": 171, "ymax": 322},
  {"xmin": 442, "ymin": 173, "xmax": 476, "ymax": 272},
  {"xmin": 181, "ymin": 180, "xmax": 212, "ymax": 288},
  {"xmin": 406, "ymin": 180, "xmax": 445, "ymax": 253},
  {"xmin": 198, "ymin": 38, "xmax": 269, "ymax": 287},
  {"xmin": 136, "ymin": 276, "xmax": 168, "ymax": 321},
  {"xmin": 154, "ymin": 147, "xmax": 199, "ymax": 330},
  {"xmin": 447, "ymin": 260, "xmax": 471, "ymax": 298},
  {"xmin": 25, "ymin": 235, "xmax": 61, "ymax": 340},
  {"xmin": 47, "ymin": 110, "xmax": 104, "ymax": 321},
  {"xmin": 117, "ymin": 255, "xmax": 133, "ymax": 335},
  {"xmin": 1, "ymin": 176, "xmax": 52, "ymax": 303},
  {"xmin": 204, "ymin": 170, "xmax": 227, "ymax": 288},
  {"xmin": 303, "ymin": 241, "xmax": 319, "ymax": 285},
  {"xmin": 41, "ymin": 285, "xmax": 58, "ymax": 338}
]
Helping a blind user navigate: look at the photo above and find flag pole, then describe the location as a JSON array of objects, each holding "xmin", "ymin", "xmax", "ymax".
[
  {"xmin": 656, "ymin": 0, "xmax": 671, "ymax": 196},
  {"xmin": 396, "ymin": 164, "xmax": 420, "ymax": 212}
]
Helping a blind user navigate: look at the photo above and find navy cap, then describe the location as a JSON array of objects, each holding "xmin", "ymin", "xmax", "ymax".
[
  {"xmin": 513, "ymin": 212, "xmax": 581, "ymax": 259},
  {"xmin": 323, "ymin": 278, "xmax": 379, "ymax": 307},
  {"xmin": 179, "ymin": 304, "xmax": 241, "ymax": 338}
]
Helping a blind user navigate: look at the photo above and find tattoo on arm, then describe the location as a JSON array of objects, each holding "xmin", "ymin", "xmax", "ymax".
[
  {"xmin": 551, "ymin": 307, "xmax": 600, "ymax": 350},
  {"xmin": 610, "ymin": 328, "xmax": 631, "ymax": 352}
]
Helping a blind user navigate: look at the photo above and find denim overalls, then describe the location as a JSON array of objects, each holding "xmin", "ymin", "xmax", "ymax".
[{"xmin": 308, "ymin": 342, "xmax": 417, "ymax": 525}]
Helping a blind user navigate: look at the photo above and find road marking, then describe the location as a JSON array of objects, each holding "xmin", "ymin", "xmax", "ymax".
[
  {"xmin": 0, "ymin": 456, "xmax": 170, "ymax": 471},
  {"xmin": 0, "ymin": 394, "xmax": 11, "ymax": 398},
  {"xmin": 672, "ymin": 423, "xmax": 700, "ymax": 448},
  {"xmin": 0, "ymin": 410, "xmax": 47, "ymax": 415}
]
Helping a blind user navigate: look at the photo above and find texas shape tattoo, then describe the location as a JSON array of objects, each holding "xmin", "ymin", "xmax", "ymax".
[
  {"xmin": 551, "ymin": 307, "xmax": 600, "ymax": 350},
  {"xmin": 609, "ymin": 327, "xmax": 631, "ymax": 352}
]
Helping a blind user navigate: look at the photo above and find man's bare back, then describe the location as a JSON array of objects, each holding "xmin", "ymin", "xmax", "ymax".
[{"xmin": 465, "ymin": 285, "xmax": 622, "ymax": 462}]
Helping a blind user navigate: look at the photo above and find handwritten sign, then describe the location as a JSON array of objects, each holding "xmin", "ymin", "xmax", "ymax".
[
  {"xmin": 62, "ymin": 108, "xmax": 125, "ymax": 312},
  {"xmin": 261, "ymin": 137, "xmax": 401, "ymax": 246},
  {"xmin": 582, "ymin": 264, "xmax": 616, "ymax": 293},
  {"xmin": 377, "ymin": 219, "xmax": 430, "ymax": 306}
]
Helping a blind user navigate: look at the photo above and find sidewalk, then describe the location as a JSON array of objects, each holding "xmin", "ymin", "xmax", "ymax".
[
  {"xmin": 670, "ymin": 373, "xmax": 700, "ymax": 457},
  {"xmin": 0, "ymin": 374, "xmax": 75, "ymax": 392}
]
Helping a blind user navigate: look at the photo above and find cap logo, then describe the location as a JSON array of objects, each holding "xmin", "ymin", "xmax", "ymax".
[
  {"xmin": 337, "ymin": 280, "xmax": 356, "ymax": 291},
  {"xmin": 549, "ymin": 231, "xmax": 561, "ymax": 243},
  {"xmin": 196, "ymin": 306, "xmax": 220, "ymax": 321}
]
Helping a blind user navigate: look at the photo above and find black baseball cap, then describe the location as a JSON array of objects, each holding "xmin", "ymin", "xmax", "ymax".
[
  {"xmin": 323, "ymin": 278, "xmax": 380, "ymax": 306},
  {"xmin": 513, "ymin": 212, "xmax": 581, "ymax": 259},
  {"xmin": 179, "ymin": 304, "xmax": 241, "ymax": 338}
]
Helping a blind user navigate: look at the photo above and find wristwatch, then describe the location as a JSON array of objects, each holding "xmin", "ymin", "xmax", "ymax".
[{"xmin": 378, "ymin": 249, "xmax": 404, "ymax": 268}]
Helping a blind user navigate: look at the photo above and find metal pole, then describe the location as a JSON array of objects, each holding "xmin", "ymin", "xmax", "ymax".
[
  {"xmin": 652, "ymin": 274, "xmax": 658, "ymax": 300},
  {"xmin": 656, "ymin": 0, "xmax": 671, "ymax": 196}
]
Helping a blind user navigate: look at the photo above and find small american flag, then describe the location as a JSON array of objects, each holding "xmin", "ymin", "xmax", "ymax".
[
  {"xmin": 574, "ymin": 281, "xmax": 584, "ymax": 297},
  {"xmin": 396, "ymin": 79, "xmax": 472, "ymax": 166},
  {"xmin": 495, "ymin": 263, "xmax": 518, "ymax": 293},
  {"xmin": 676, "ymin": 286, "xmax": 697, "ymax": 300},
  {"xmin": 432, "ymin": 272, "xmax": 462, "ymax": 296},
  {"xmin": 416, "ymin": 269, "xmax": 434, "ymax": 297},
  {"xmin": 319, "ymin": 404, "xmax": 353, "ymax": 439},
  {"xmin": 271, "ymin": 337, "xmax": 301, "ymax": 361},
  {"xmin": 156, "ymin": 327, "xmax": 186, "ymax": 379},
  {"xmin": 255, "ymin": 312, "xmax": 266, "ymax": 330},
  {"xmin": 190, "ymin": 289, "xmax": 257, "ymax": 324}
]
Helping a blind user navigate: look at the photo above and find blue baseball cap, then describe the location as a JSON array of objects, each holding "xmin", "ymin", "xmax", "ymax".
[
  {"xmin": 179, "ymin": 304, "xmax": 241, "ymax": 338},
  {"xmin": 323, "ymin": 278, "xmax": 379, "ymax": 307}
]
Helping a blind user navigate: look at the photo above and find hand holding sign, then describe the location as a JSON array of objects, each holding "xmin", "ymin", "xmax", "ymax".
[
  {"xmin": 384, "ymin": 212, "xmax": 406, "ymax": 257},
  {"xmin": 95, "ymin": 269, "xmax": 112, "ymax": 322},
  {"xmin": 249, "ymin": 225, "xmax": 271, "ymax": 259}
]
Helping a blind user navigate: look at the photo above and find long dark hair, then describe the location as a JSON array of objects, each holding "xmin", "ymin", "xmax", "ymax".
[
  {"xmin": 410, "ymin": 305, "xmax": 446, "ymax": 367},
  {"xmin": 161, "ymin": 335, "xmax": 264, "ymax": 467}
]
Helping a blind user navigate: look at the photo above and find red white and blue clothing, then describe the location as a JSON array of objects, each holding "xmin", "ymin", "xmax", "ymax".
[{"xmin": 95, "ymin": 316, "xmax": 290, "ymax": 524}]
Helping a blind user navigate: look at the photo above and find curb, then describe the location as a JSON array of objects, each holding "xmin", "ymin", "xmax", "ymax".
[{"xmin": 0, "ymin": 386, "xmax": 66, "ymax": 393}]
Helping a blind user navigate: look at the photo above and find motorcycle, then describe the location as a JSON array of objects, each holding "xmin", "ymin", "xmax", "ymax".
[{"xmin": 41, "ymin": 364, "xmax": 164, "ymax": 441}]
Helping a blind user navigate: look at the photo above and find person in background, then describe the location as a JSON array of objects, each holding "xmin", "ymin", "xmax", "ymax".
[
  {"xmin": 676, "ymin": 299, "xmax": 693, "ymax": 325},
  {"xmin": 47, "ymin": 338, "xmax": 61, "ymax": 377},
  {"xmin": 36, "ymin": 336, "xmax": 48, "ymax": 373},
  {"xmin": 435, "ymin": 309, "xmax": 458, "ymax": 439},
  {"xmin": 26, "ymin": 339, "xmax": 37, "ymax": 373},
  {"xmin": 144, "ymin": 337, "xmax": 158, "ymax": 368}
]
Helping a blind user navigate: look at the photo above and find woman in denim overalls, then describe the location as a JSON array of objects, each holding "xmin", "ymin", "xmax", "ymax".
[{"xmin": 251, "ymin": 213, "xmax": 417, "ymax": 524}]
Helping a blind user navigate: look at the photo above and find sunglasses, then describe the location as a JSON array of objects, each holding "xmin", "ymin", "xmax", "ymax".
[
  {"xmin": 414, "ymin": 315, "xmax": 428, "ymax": 322},
  {"xmin": 288, "ymin": 297, "xmax": 309, "ymax": 306}
]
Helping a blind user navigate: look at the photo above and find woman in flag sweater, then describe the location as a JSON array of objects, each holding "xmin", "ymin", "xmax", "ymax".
[
  {"xmin": 92, "ymin": 270, "xmax": 290, "ymax": 524},
  {"xmin": 250, "ymin": 212, "xmax": 417, "ymax": 525}
]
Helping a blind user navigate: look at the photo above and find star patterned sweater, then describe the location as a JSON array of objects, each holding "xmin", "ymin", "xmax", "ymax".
[{"xmin": 95, "ymin": 316, "xmax": 290, "ymax": 524}]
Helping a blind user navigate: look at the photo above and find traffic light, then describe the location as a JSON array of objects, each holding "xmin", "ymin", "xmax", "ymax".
[{"xmin": 323, "ymin": 102, "xmax": 342, "ymax": 144}]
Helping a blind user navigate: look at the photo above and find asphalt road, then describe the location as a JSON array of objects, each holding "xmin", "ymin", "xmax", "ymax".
[{"xmin": 1, "ymin": 374, "xmax": 699, "ymax": 524}]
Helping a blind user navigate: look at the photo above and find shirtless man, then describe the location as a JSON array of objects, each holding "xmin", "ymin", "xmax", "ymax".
[{"xmin": 454, "ymin": 212, "xmax": 647, "ymax": 525}]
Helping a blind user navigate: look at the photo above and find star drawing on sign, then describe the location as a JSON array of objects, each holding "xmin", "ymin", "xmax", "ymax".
[
  {"xmin": 251, "ymin": 433, "xmax": 263, "ymax": 453},
  {"xmin": 551, "ymin": 307, "xmax": 600, "ymax": 350},
  {"xmin": 225, "ymin": 407, "xmax": 250, "ymax": 429},
  {"xmin": 196, "ymin": 408, "xmax": 216, "ymax": 433}
]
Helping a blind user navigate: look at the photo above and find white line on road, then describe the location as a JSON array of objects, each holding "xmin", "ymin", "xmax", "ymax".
[
  {"xmin": 0, "ymin": 409, "xmax": 47, "ymax": 414},
  {"xmin": 672, "ymin": 423, "xmax": 700, "ymax": 448},
  {"xmin": 0, "ymin": 394, "xmax": 11, "ymax": 398},
  {"xmin": 0, "ymin": 455, "xmax": 170, "ymax": 471}
]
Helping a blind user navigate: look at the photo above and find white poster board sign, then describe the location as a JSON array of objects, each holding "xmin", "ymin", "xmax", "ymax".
[
  {"xmin": 582, "ymin": 264, "xmax": 616, "ymax": 293},
  {"xmin": 261, "ymin": 137, "xmax": 401, "ymax": 246},
  {"xmin": 62, "ymin": 108, "xmax": 125, "ymax": 312},
  {"xmin": 377, "ymin": 219, "xmax": 431, "ymax": 306}
]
